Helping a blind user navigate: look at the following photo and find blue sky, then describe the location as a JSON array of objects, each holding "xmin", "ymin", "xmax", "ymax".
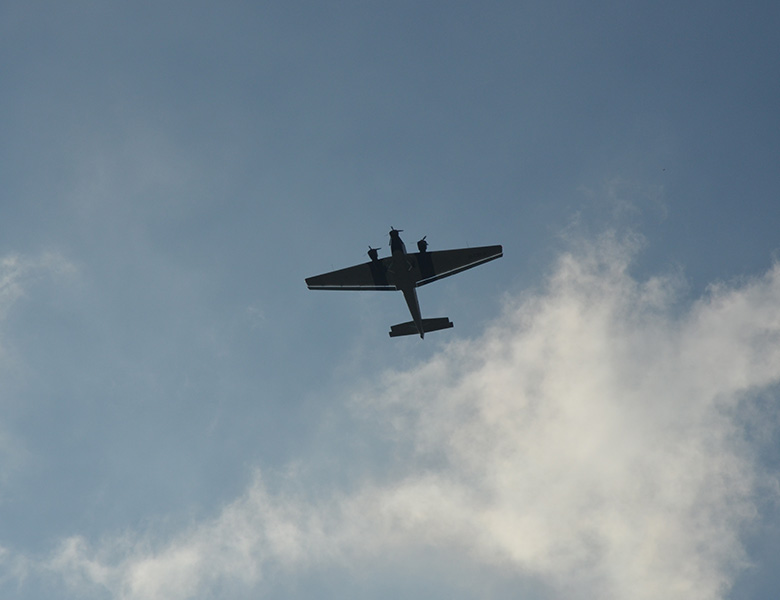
[{"xmin": 2, "ymin": 2, "xmax": 780, "ymax": 598}]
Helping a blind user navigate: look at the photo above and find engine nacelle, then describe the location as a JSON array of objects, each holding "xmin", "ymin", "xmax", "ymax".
[{"xmin": 417, "ymin": 237, "xmax": 428, "ymax": 253}]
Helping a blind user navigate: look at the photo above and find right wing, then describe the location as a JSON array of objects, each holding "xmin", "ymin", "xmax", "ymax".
[
  {"xmin": 305, "ymin": 257, "xmax": 396, "ymax": 291},
  {"xmin": 413, "ymin": 245, "xmax": 503, "ymax": 287}
]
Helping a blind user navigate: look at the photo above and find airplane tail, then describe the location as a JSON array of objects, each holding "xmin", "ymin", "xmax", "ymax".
[{"xmin": 389, "ymin": 317, "xmax": 453, "ymax": 338}]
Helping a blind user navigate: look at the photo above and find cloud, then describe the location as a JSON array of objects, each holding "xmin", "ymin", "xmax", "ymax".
[
  {"xmin": 0, "ymin": 253, "xmax": 75, "ymax": 321},
  {"xmin": 0, "ymin": 252, "xmax": 76, "ymax": 488},
  {"xmin": 28, "ymin": 234, "xmax": 780, "ymax": 599}
]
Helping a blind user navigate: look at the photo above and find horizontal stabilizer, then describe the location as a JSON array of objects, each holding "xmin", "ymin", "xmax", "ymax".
[{"xmin": 389, "ymin": 317, "xmax": 453, "ymax": 338}]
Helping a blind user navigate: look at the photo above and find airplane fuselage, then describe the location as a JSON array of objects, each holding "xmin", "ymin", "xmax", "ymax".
[{"xmin": 388, "ymin": 229, "xmax": 425, "ymax": 337}]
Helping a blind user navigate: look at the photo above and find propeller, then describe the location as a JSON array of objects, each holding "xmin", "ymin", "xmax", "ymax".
[
  {"xmin": 417, "ymin": 236, "xmax": 428, "ymax": 253},
  {"xmin": 367, "ymin": 245, "xmax": 381, "ymax": 261}
]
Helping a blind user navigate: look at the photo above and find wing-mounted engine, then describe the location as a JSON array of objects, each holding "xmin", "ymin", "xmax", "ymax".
[{"xmin": 417, "ymin": 236, "xmax": 428, "ymax": 253}]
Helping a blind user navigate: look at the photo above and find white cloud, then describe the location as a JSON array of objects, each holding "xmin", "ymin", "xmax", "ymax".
[
  {"xmin": 0, "ymin": 252, "xmax": 76, "ymax": 487},
  {"xmin": 30, "ymin": 234, "xmax": 780, "ymax": 599},
  {"xmin": 0, "ymin": 252, "xmax": 75, "ymax": 320}
]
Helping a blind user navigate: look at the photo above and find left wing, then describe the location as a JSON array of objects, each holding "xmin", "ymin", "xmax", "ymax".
[
  {"xmin": 412, "ymin": 245, "xmax": 503, "ymax": 287},
  {"xmin": 305, "ymin": 257, "xmax": 396, "ymax": 291}
]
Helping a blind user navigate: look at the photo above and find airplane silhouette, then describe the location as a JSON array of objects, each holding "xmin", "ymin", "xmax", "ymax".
[{"xmin": 305, "ymin": 228, "xmax": 502, "ymax": 338}]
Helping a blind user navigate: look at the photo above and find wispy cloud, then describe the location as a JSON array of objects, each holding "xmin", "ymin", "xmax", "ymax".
[
  {"xmin": 27, "ymin": 234, "xmax": 780, "ymax": 599},
  {"xmin": 0, "ymin": 252, "xmax": 77, "ymax": 490},
  {"xmin": 0, "ymin": 253, "xmax": 75, "ymax": 320}
]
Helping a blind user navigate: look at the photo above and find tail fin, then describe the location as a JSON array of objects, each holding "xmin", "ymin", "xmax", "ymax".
[{"xmin": 389, "ymin": 317, "xmax": 453, "ymax": 338}]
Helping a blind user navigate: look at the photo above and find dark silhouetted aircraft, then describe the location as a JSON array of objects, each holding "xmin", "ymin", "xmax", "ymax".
[{"xmin": 305, "ymin": 228, "xmax": 503, "ymax": 338}]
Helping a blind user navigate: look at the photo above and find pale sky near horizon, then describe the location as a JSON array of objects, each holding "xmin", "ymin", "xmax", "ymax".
[{"xmin": 2, "ymin": 2, "xmax": 780, "ymax": 599}]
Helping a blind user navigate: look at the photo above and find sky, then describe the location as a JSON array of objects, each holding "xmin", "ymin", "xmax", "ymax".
[{"xmin": 1, "ymin": 1, "xmax": 780, "ymax": 598}]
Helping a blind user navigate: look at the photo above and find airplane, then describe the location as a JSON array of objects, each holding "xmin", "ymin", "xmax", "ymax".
[{"xmin": 305, "ymin": 228, "xmax": 503, "ymax": 338}]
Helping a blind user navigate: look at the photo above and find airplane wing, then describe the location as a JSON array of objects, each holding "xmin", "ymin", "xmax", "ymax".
[
  {"xmin": 305, "ymin": 257, "xmax": 396, "ymax": 291},
  {"xmin": 413, "ymin": 245, "xmax": 503, "ymax": 287}
]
